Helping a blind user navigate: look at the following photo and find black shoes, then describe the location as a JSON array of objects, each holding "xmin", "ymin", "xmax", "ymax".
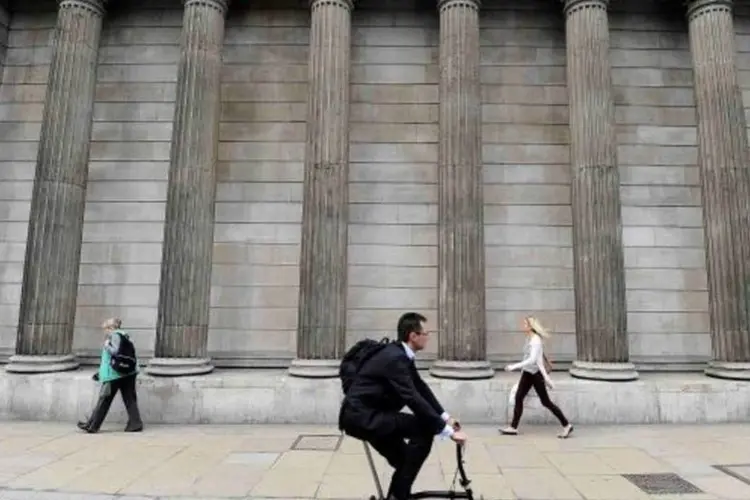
[{"xmin": 77, "ymin": 421, "xmax": 143, "ymax": 433}]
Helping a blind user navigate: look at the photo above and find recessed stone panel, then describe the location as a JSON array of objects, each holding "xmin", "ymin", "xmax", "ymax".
[{"xmin": 291, "ymin": 434, "xmax": 343, "ymax": 451}]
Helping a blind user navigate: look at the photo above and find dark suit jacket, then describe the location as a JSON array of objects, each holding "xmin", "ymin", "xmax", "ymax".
[{"xmin": 339, "ymin": 342, "xmax": 446, "ymax": 439}]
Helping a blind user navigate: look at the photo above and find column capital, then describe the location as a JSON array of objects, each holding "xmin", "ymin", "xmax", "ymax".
[
  {"xmin": 686, "ymin": 0, "xmax": 732, "ymax": 19},
  {"xmin": 562, "ymin": 0, "xmax": 608, "ymax": 16},
  {"xmin": 438, "ymin": 0, "xmax": 481, "ymax": 11},
  {"xmin": 310, "ymin": 0, "xmax": 354, "ymax": 10},
  {"xmin": 58, "ymin": 0, "xmax": 108, "ymax": 16},
  {"xmin": 184, "ymin": 0, "xmax": 230, "ymax": 14}
]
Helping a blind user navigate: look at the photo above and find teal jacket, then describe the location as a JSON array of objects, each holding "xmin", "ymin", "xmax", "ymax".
[{"xmin": 98, "ymin": 330, "xmax": 139, "ymax": 383}]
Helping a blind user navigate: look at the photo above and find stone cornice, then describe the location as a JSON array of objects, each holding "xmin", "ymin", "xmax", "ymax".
[
  {"xmin": 309, "ymin": 0, "xmax": 354, "ymax": 10},
  {"xmin": 686, "ymin": 0, "xmax": 732, "ymax": 20},
  {"xmin": 437, "ymin": 0, "xmax": 481, "ymax": 11},
  {"xmin": 58, "ymin": 0, "xmax": 108, "ymax": 16},
  {"xmin": 562, "ymin": 0, "xmax": 608, "ymax": 16},
  {"xmin": 184, "ymin": 0, "xmax": 230, "ymax": 14}
]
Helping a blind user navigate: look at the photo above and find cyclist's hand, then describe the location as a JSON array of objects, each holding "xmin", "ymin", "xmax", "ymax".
[{"xmin": 451, "ymin": 430, "xmax": 467, "ymax": 444}]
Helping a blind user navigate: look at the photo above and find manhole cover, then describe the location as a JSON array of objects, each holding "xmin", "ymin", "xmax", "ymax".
[
  {"xmin": 622, "ymin": 473, "xmax": 703, "ymax": 494},
  {"xmin": 291, "ymin": 434, "xmax": 342, "ymax": 451},
  {"xmin": 714, "ymin": 464, "xmax": 750, "ymax": 486}
]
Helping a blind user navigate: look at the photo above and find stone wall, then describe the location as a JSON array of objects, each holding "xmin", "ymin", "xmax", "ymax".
[
  {"xmin": 0, "ymin": 5, "xmax": 51, "ymax": 355},
  {"xmin": 2, "ymin": 0, "xmax": 749, "ymax": 368},
  {"xmin": 611, "ymin": 2, "xmax": 708, "ymax": 369},
  {"xmin": 347, "ymin": 1, "xmax": 439, "ymax": 359},
  {"xmin": 212, "ymin": 5, "xmax": 308, "ymax": 365},
  {"xmin": 76, "ymin": 2, "xmax": 179, "ymax": 360},
  {"xmin": 480, "ymin": 4, "xmax": 574, "ymax": 364}
]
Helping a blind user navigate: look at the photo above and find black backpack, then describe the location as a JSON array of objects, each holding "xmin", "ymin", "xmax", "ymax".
[
  {"xmin": 109, "ymin": 332, "xmax": 137, "ymax": 374},
  {"xmin": 339, "ymin": 337, "xmax": 391, "ymax": 395}
]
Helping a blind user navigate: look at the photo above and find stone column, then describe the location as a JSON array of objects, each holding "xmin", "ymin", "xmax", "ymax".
[
  {"xmin": 686, "ymin": 0, "xmax": 750, "ymax": 380},
  {"xmin": 146, "ymin": 0, "xmax": 229, "ymax": 377},
  {"xmin": 563, "ymin": 0, "xmax": 637, "ymax": 381},
  {"xmin": 6, "ymin": 0, "xmax": 107, "ymax": 374},
  {"xmin": 0, "ymin": 1, "xmax": 9, "ymax": 70},
  {"xmin": 429, "ymin": 0, "xmax": 493, "ymax": 380},
  {"xmin": 288, "ymin": 0, "xmax": 352, "ymax": 378}
]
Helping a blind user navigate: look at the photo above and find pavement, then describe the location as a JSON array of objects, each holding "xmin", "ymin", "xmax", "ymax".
[{"xmin": 1, "ymin": 422, "xmax": 750, "ymax": 500}]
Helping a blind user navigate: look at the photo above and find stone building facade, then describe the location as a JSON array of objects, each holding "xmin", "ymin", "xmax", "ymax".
[{"xmin": 0, "ymin": 0, "xmax": 749, "ymax": 380}]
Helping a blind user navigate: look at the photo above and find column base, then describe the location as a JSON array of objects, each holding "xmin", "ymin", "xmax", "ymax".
[
  {"xmin": 704, "ymin": 361, "xmax": 750, "ymax": 381},
  {"xmin": 288, "ymin": 358, "xmax": 340, "ymax": 378},
  {"xmin": 5, "ymin": 354, "xmax": 79, "ymax": 374},
  {"xmin": 145, "ymin": 357, "xmax": 214, "ymax": 377},
  {"xmin": 569, "ymin": 361, "xmax": 639, "ymax": 381},
  {"xmin": 429, "ymin": 360, "xmax": 495, "ymax": 380}
]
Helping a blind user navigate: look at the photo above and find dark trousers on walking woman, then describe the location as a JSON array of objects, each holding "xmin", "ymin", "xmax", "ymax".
[
  {"xmin": 80, "ymin": 374, "xmax": 143, "ymax": 433},
  {"xmin": 512, "ymin": 370, "xmax": 568, "ymax": 428}
]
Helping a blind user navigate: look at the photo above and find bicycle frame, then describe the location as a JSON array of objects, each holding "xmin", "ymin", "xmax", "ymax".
[{"xmin": 364, "ymin": 441, "xmax": 478, "ymax": 500}]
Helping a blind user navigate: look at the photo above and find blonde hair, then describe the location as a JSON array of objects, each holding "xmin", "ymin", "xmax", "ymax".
[
  {"xmin": 101, "ymin": 317, "xmax": 122, "ymax": 330},
  {"xmin": 525, "ymin": 316, "xmax": 550, "ymax": 339}
]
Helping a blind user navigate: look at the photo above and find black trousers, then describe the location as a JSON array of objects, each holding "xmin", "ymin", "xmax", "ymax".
[
  {"xmin": 85, "ymin": 374, "xmax": 142, "ymax": 432},
  {"xmin": 511, "ymin": 370, "xmax": 569, "ymax": 428},
  {"xmin": 368, "ymin": 413, "xmax": 434, "ymax": 500}
]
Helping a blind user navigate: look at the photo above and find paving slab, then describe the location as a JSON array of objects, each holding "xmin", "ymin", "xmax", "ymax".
[{"xmin": 0, "ymin": 422, "xmax": 749, "ymax": 499}]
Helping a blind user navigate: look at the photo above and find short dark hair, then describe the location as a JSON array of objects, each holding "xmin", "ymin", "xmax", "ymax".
[{"xmin": 397, "ymin": 312, "xmax": 427, "ymax": 343}]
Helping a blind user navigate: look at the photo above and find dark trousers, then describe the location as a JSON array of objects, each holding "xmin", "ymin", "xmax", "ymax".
[
  {"xmin": 85, "ymin": 374, "xmax": 142, "ymax": 432},
  {"xmin": 368, "ymin": 413, "xmax": 434, "ymax": 500},
  {"xmin": 511, "ymin": 370, "xmax": 569, "ymax": 428}
]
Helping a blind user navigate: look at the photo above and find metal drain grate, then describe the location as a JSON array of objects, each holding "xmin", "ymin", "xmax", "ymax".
[
  {"xmin": 714, "ymin": 464, "xmax": 750, "ymax": 486},
  {"xmin": 622, "ymin": 473, "xmax": 703, "ymax": 495},
  {"xmin": 290, "ymin": 434, "xmax": 343, "ymax": 451}
]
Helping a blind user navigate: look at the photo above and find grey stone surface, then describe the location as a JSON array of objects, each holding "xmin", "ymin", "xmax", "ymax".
[
  {"xmin": 290, "ymin": 0, "xmax": 353, "ymax": 378},
  {"xmin": 687, "ymin": 0, "xmax": 750, "ymax": 381},
  {"xmin": 6, "ymin": 0, "xmax": 107, "ymax": 374},
  {"xmin": 1, "ymin": 369, "xmax": 750, "ymax": 425}
]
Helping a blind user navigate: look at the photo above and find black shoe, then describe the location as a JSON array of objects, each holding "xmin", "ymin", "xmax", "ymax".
[
  {"xmin": 77, "ymin": 421, "xmax": 96, "ymax": 433},
  {"xmin": 124, "ymin": 424, "xmax": 143, "ymax": 433}
]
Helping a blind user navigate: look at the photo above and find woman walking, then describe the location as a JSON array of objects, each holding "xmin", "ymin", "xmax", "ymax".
[
  {"xmin": 500, "ymin": 316, "xmax": 573, "ymax": 438},
  {"xmin": 78, "ymin": 317, "xmax": 143, "ymax": 433}
]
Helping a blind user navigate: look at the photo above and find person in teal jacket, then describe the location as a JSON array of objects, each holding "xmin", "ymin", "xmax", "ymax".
[{"xmin": 78, "ymin": 317, "xmax": 143, "ymax": 433}]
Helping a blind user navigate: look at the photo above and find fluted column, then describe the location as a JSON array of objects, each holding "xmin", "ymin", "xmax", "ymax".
[
  {"xmin": 146, "ymin": 0, "xmax": 229, "ymax": 377},
  {"xmin": 6, "ymin": 0, "xmax": 107, "ymax": 374},
  {"xmin": 687, "ymin": 0, "xmax": 750, "ymax": 380},
  {"xmin": 0, "ymin": 1, "xmax": 8, "ymax": 70},
  {"xmin": 288, "ymin": 0, "xmax": 353, "ymax": 378},
  {"xmin": 563, "ymin": 0, "xmax": 637, "ymax": 381},
  {"xmin": 430, "ymin": 0, "xmax": 493, "ymax": 380}
]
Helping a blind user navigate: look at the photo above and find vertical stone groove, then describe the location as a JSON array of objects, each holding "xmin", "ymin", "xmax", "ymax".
[
  {"xmin": 148, "ymin": 0, "xmax": 228, "ymax": 377},
  {"xmin": 564, "ymin": 0, "xmax": 637, "ymax": 381},
  {"xmin": 7, "ymin": 0, "xmax": 106, "ymax": 374},
  {"xmin": 430, "ymin": 0, "xmax": 492, "ymax": 380},
  {"xmin": 289, "ymin": 0, "xmax": 352, "ymax": 377},
  {"xmin": 687, "ymin": 0, "xmax": 750, "ymax": 380}
]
